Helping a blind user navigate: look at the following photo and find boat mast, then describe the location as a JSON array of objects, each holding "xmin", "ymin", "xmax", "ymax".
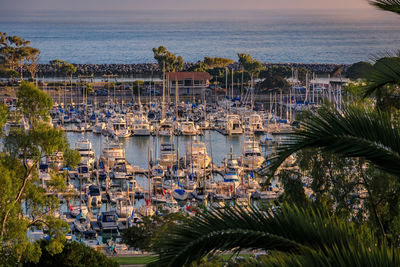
[
  {"xmin": 147, "ymin": 146, "xmax": 151, "ymax": 206},
  {"xmin": 175, "ymin": 76, "xmax": 179, "ymax": 118},
  {"xmin": 162, "ymin": 61, "xmax": 166, "ymax": 120}
]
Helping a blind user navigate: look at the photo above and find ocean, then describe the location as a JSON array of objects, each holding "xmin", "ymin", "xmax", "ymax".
[{"xmin": 1, "ymin": 9, "xmax": 400, "ymax": 64}]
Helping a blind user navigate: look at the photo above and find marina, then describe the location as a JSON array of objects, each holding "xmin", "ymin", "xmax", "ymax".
[{"xmin": 25, "ymin": 92, "xmax": 294, "ymax": 251}]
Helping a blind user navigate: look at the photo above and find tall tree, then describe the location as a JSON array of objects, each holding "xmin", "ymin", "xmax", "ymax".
[
  {"xmin": 237, "ymin": 53, "xmax": 264, "ymax": 83},
  {"xmin": 0, "ymin": 82, "xmax": 80, "ymax": 266},
  {"xmin": 24, "ymin": 47, "xmax": 41, "ymax": 83},
  {"xmin": 152, "ymin": 46, "xmax": 184, "ymax": 72},
  {"xmin": 0, "ymin": 32, "xmax": 34, "ymax": 80}
]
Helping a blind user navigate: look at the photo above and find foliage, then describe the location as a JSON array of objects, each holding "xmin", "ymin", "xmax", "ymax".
[
  {"xmin": 361, "ymin": 57, "xmax": 400, "ymax": 111},
  {"xmin": 203, "ymin": 57, "xmax": 234, "ymax": 69},
  {"xmin": 23, "ymin": 241, "xmax": 119, "ymax": 267},
  {"xmin": 345, "ymin": 61, "xmax": 373, "ymax": 80},
  {"xmin": 24, "ymin": 47, "xmax": 40, "ymax": 81},
  {"xmin": 121, "ymin": 212, "xmax": 187, "ymax": 252},
  {"xmin": 152, "ymin": 46, "xmax": 184, "ymax": 72},
  {"xmin": 0, "ymin": 82, "xmax": 80, "ymax": 266},
  {"xmin": 266, "ymin": 104, "xmax": 400, "ymax": 177},
  {"xmin": 0, "ymin": 32, "xmax": 39, "ymax": 79},
  {"xmin": 49, "ymin": 59, "xmax": 77, "ymax": 78},
  {"xmin": 370, "ymin": 0, "xmax": 400, "ymax": 15},
  {"xmin": 16, "ymin": 81, "xmax": 53, "ymax": 124},
  {"xmin": 151, "ymin": 204, "xmax": 399, "ymax": 267},
  {"xmin": 237, "ymin": 53, "xmax": 265, "ymax": 79},
  {"xmin": 258, "ymin": 75, "xmax": 289, "ymax": 90}
]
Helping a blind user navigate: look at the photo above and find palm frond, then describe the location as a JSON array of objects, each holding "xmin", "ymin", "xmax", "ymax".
[
  {"xmin": 264, "ymin": 105, "xmax": 400, "ymax": 177},
  {"xmin": 363, "ymin": 57, "xmax": 400, "ymax": 97},
  {"xmin": 151, "ymin": 204, "xmax": 374, "ymax": 266},
  {"xmin": 369, "ymin": 0, "xmax": 400, "ymax": 15}
]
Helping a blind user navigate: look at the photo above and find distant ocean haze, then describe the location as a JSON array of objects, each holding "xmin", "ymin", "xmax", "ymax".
[{"xmin": 1, "ymin": 9, "xmax": 400, "ymax": 64}]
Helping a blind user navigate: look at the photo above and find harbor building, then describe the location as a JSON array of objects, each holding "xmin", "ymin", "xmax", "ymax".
[{"xmin": 166, "ymin": 72, "xmax": 211, "ymax": 96}]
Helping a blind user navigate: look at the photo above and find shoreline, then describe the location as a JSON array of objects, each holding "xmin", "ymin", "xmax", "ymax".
[{"xmin": 13, "ymin": 62, "xmax": 350, "ymax": 78}]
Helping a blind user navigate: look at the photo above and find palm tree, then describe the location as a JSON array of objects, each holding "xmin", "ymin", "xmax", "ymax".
[
  {"xmin": 370, "ymin": 0, "xmax": 400, "ymax": 15},
  {"xmin": 152, "ymin": 204, "xmax": 400, "ymax": 266},
  {"xmin": 266, "ymin": 105, "xmax": 400, "ymax": 177}
]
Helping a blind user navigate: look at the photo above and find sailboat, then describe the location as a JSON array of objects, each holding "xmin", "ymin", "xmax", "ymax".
[{"xmin": 139, "ymin": 147, "xmax": 156, "ymax": 217}]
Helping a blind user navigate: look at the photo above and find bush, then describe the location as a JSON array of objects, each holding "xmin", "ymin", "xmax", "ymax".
[{"xmin": 23, "ymin": 241, "xmax": 119, "ymax": 267}]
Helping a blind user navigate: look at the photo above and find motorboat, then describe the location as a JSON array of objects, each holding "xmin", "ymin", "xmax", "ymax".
[
  {"xmin": 157, "ymin": 119, "xmax": 174, "ymax": 136},
  {"xmin": 179, "ymin": 121, "xmax": 198, "ymax": 136},
  {"xmin": 159, "ymin": 142, "xmax": 177, "ymax": 168},
  {"xmin": 186, "ymin": 140, "xmax": 211, "ymax": 169},
  {"xmin": 246, "ymin": 114, "xmax": 265, "ymax": 134},
  {"xmin": 173, "ymin": 188, "xmax": 188, "ymax": 201},
  {"xmin": 131, "ymin": 113, "xmax": 152, "ymax": 136},
  {"xmin": 226, "ymin": 114, "xmax": 243, "ymax": 135},
  {"xmin": 75, "ymin": 138, "xmax": 95, "ymax": 168},
  {"xmin": 74, "ymin": 212, "xmax": 91, "ymax": 233}
]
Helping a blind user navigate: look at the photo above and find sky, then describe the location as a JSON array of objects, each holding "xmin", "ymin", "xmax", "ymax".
[{"xmin": 1, "ymin": 0, "xmax": 371, "ymax": 11}]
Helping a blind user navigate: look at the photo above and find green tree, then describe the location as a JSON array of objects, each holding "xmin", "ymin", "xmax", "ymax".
[
  {"xmin": 237, "ymin": 53, "xmax": 265, "ymax": 83},
  {"xmin": 345, "ymin": 61, "xmax": 373, "ymax": 80},
  {"xmin": 203, "ymin": 57, "xmax": 234, "ymax": 69},
  {"xmin": 152, "ymin": 46, "xmax": 184, "ymax": 72},
  {"xmin": 23, "ymin": 241, "xmax": 119, "ymax": 267},
  {"xmin": 121, "ymin": 212, "xmax": 187, "ymax": 252},
  {"xmin": 0, "ymin": 32, "xmax": 34, "ymax": 80},
  {"xmin": 0, "ymin": 82, "xmax": 80, "ymax": 266},
  {"xmin": 24, "ymin": 47, "xmax": 41, "ymax": 83}
]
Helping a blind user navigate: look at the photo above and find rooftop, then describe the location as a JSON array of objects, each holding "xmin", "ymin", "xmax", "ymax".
[{"xmin": 166, "ymin": 72, "xmax": 211, "ymax": 81}]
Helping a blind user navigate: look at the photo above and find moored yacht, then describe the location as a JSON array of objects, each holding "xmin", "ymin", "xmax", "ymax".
[
  {"xmin": 226, "ymin": 114, "xmax": 243, "ymax": 135},
  {"xmin": 75, "ymin": 138, "xmax": 95, "ymax": 168}
]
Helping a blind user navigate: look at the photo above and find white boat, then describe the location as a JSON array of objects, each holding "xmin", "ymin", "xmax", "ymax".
[
  {"xmin": 246, "ymin": 114, "xmax": 265, "ymax": 134},
  {"xmin": 100, "ymin": 141, "xmax": 125, "ymax": 171},
  {"xmin": 131, "ymin": 113, "xmax": 152, "ymax": 136},
  {"xmin": 173, "ymin": 188, "xmax": 188, "ymax": 201},
  {"xmin": 159, "ymin": 142, "xmax": 177, "ymax": 168},
  {"xmin": 151, "ymin": 194, "xmax": 168, "ymax": 203},
  {"xmin": 158, "ymin": 119, "xmax": 174, "ymax": 136},
  {"xmin": 70, "ymin": 202, "xmax": 88, "ymax": 217},
  {"xmin": 163, "ymin": 179, "xmax": 178, "ymax": 191},
  {"xmin": 75, "ymin": 138, "xmax": 95, "ymax": 168},
  {"xmin": 186, "ymin": 140, "xmax": 211, "ymax": 169},
  {"xmin": 139, "ymin": 204, "xmax": 156, "ymax": 217},
  {"xmin": 226, "ymin": 114, "xmax": 243, "ymax": 135},
  {"xmin": 47, "ymin": 151, "xmax": 65, "ymax": 170},
  {"xmin": 241, "ymin": 136, "xmax": 264, "ymax": 170},
  {"xmin": 116, "ymin": 199, "xmax": 135, "ymax": 218},
  {"xmin": 180, "ymin": 121, "xmax": 198, "ymax": 136},
  {"xmin": 108, "ymin": 116, "xmax": 131, "ymax": 138}
]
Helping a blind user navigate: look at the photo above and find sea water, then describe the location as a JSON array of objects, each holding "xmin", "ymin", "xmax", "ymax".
[{"xmin": 1, "ymin": 9, "xmax": 400, "ymax": 64}]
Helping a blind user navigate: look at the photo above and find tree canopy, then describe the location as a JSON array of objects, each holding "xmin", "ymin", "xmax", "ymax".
[
  {"xmin": 152, "ymin": 46, "xmax": 184, "ymax": 72},
  {"xmin": 0, "ymin": 82, "xmax": 80, "ymax": 266},
  {"xmin": 237, "ymin": 53, "xmax": 265, "ymax": 79},
  {"xmin": 0, "ymin": 32, "xmax": 39, "ymax": 79},
  {"xmin": 49, "ymin": 59, "xmax": 77, "ymax": 77},
  {"xmin": 23, "ymin": 241, "xmax": 119, "ymax": 267},
  {"xmin": 346, "ymin": 61, "xmax": 373, "ymax": 80}
]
